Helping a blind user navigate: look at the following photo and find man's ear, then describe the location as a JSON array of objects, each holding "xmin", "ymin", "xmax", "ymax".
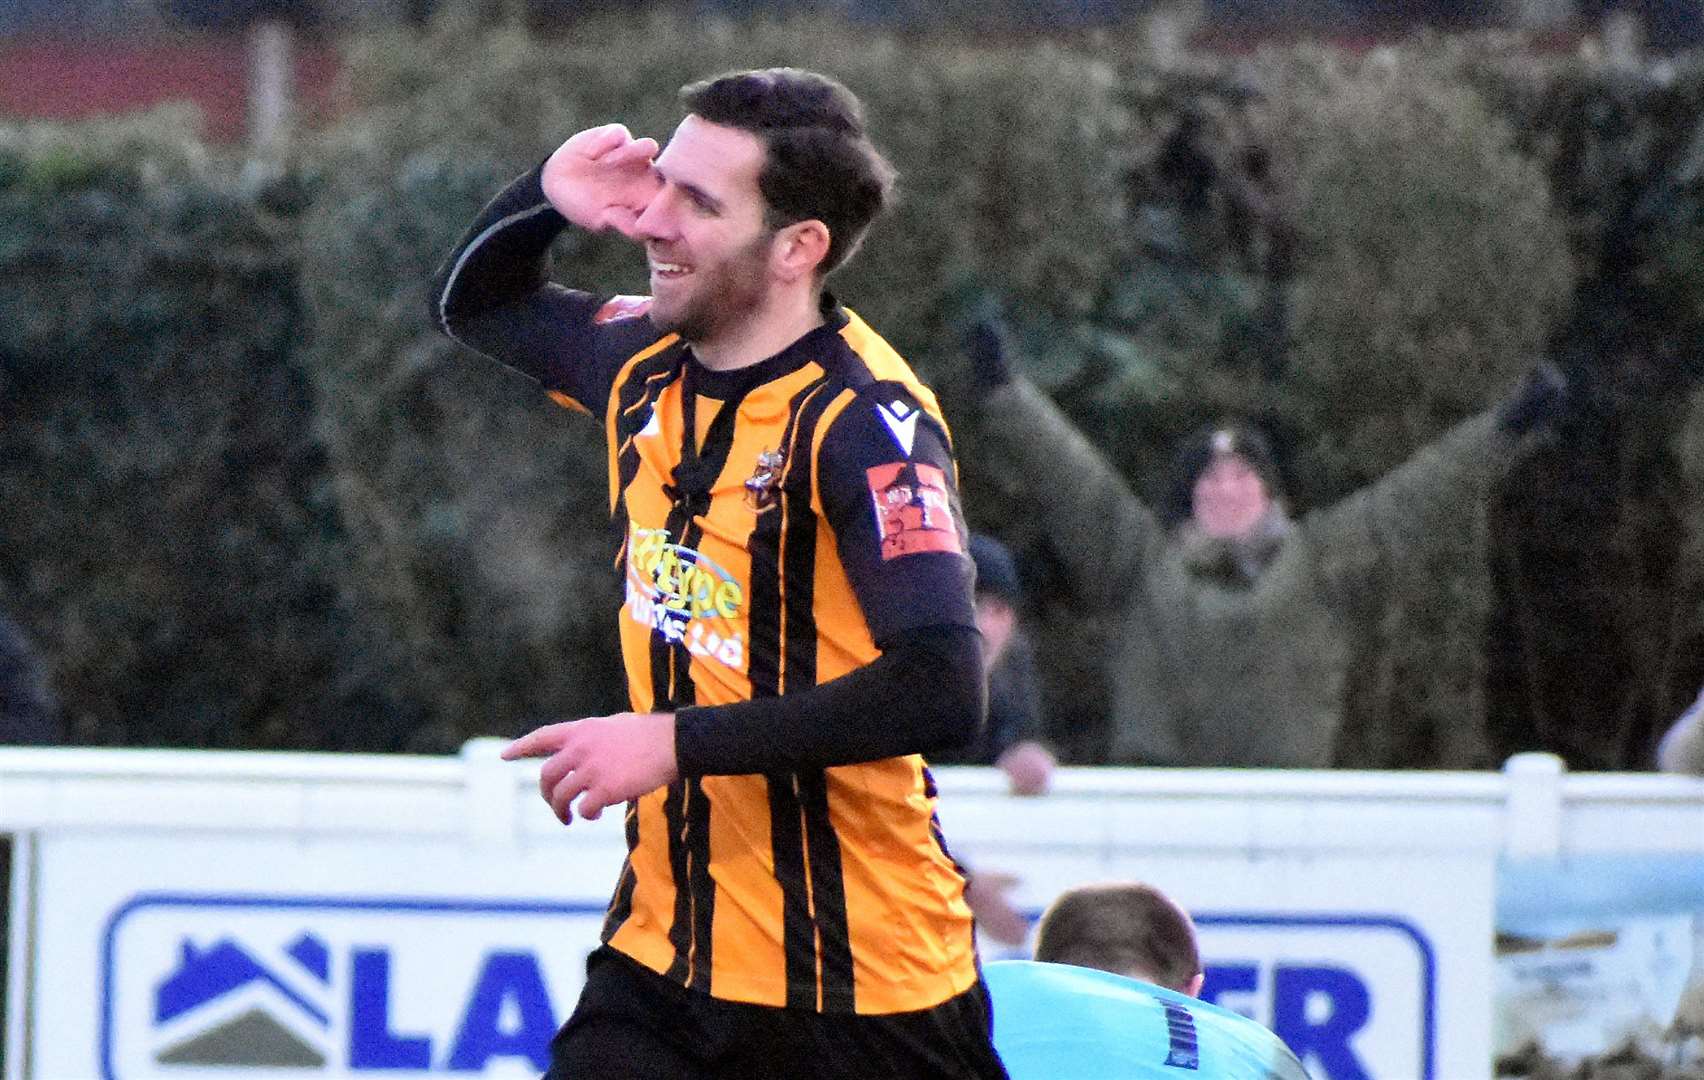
[{"xmin": 773, "ymin": 220, "xmax": 830, "ymax": 282}]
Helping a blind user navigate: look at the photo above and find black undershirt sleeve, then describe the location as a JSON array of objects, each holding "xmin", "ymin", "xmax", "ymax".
[
  {"xmin": 674, "ymin": 624, "xmax": 984, "ymax": 776},
  {"xmin": 428, "ymin": 162, "xmax": 660, "ymax": 410}
]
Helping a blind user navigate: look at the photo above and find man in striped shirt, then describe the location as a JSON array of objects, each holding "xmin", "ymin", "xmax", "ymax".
[{"xmin": 432, "ymin": 68, "xmax": 1006, "ymax": 1079}]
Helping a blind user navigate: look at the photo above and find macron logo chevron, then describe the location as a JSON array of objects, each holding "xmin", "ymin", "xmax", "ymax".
[{"xmin": 876, "ymin": 400, "xmax": 919, "ymax": 456}]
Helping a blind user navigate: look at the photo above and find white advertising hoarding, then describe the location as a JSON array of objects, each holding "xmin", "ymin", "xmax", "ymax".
[
  {"xmin": 6, "ymin": 747, "xmax": 1700, "ymax": 1080},
  {"xmin": 9, "ymin": 753, "xmax": 1505, "ymax": 1080}
]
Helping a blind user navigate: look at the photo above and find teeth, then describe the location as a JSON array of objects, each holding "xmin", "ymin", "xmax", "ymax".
[{"xmin": 653, "ymin": 262, "xmax": 688, "ymax": 274}]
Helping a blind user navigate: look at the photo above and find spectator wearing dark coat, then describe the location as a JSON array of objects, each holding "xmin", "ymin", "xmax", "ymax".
[{"xmin": 934, "ymin": 533, "xmax": 1056, "ymax": 795}]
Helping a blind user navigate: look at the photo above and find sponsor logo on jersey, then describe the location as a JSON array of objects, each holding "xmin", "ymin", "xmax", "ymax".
[
  {"xmin": 624, "ymin": 526, "xmax": 747, "ymax": 669},
  {"xmin": 743, "ymin": 448, "xmax": 785, "ymax": 511}
]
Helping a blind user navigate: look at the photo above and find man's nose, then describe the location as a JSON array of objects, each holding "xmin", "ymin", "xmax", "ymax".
[{"xmin": 633, "ymin": 190, "xmax": 673, "ymax": 240}]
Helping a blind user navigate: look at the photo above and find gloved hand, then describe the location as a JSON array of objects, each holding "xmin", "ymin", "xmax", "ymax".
[
  {"xmin": 1496, "ymin": 361, "xmax": 1570, "ymax": 435},
  {"xmin": 961, "ymin": 319, "xmax": 1015, "ymax": 395}
]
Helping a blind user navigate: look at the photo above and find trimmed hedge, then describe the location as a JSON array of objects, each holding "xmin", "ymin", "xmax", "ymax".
[
  {"xmin": 0, "ymin": 112, "xmax": 417, "ymax": 750},
  {"xmin": 298, "ymin": 17, "xmax": 1136, "ymax": 744},
  {"xmin": 0, "ymin": 20, "xmax": 1697, "ymax": 766}
]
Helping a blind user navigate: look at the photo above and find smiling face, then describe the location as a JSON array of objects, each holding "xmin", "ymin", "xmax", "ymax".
[
  {"xmin": 633, "ymin": 115, "xmax": 779, "ymax": 345},
  {"xmin": 1191, "ymin": 453, "xmax": 1272, "ymax": 539}
]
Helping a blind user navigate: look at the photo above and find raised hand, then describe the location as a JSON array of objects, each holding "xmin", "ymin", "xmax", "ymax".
[
  {"xmin": 541, "ymin": 123, "xmax": 663, "ymax": 239},
  {"xmin": 996, "ymin": 739, "xmax": 1056, "ymax": 797}
]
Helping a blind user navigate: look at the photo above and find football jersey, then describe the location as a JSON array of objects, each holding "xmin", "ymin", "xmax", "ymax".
[{"xmin": 985, "ymin": 961, "xmax": 1314, "ymax": 1080}]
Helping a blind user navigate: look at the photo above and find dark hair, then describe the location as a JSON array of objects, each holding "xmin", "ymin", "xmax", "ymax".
[
  {"xmin": 1161, "ymin": 421, "xmax": 1284, "ymax": 529},
  {"xmin": 1033, "ymin": 882, "xmax": 1201, "ymax": 993},
  {"xmin": 679, "ymin": 68, "xmax": 896, "ymax": 275},
  {"xmin": 969, "ymin": 533, "xmax": 1022, "ymax": 606}
]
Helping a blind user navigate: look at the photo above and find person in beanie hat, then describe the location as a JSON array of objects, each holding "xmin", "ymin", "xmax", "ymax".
[
  {"xmin": 960, "ymin": 318, "xmax": 1568, "ymax": 768},
  {"xmin": 943, "ymin": 534, "xmax": 1056, "ymax": 946},
  {"xmin": 1161, "ymin": 423, "xmax": 1293, "ymax": 588}
]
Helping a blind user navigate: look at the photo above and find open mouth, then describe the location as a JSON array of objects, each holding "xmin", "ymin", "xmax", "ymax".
[{"xmin": 650, "ymin": 260, "xmax": 691, "ymax": 281}]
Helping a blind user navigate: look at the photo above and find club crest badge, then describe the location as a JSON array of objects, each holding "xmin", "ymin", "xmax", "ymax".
[{"xmin": 744, "ymin": 449, "xmax": 786, "ymax": 510}]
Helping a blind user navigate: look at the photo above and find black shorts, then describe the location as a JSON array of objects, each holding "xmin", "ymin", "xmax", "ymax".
[{"xmin": 544, "ymin": 946, "xmax": 1010, "ymax": 1080}]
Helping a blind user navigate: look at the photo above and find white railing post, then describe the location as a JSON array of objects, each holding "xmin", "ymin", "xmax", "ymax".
[
  {"xmin": 4, "ymin": 832, "xmax": 33, "ymax": 1080},
  {"xmin": 460, "ymin": 737, "xmax": 519, "ymax": 849},
  {"xmin": 1503, "ymin": 751, "xmax": 1567, "ymax": 859}
]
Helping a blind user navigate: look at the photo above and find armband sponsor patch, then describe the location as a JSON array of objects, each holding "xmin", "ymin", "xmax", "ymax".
[
  {"xmin": 593, "ymin": 295, "xmax": 653, "ymax": 324},
  {"xmin": 867, "ymin": 461, "xmax": 963, "ymax": 561}
]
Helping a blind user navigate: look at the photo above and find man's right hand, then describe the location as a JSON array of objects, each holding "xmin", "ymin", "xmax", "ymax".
[{"xmin": 542, "ymin": 124, "xmax": 662, "ymax": 239}]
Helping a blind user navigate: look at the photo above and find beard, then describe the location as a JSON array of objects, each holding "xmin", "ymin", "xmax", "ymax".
[{"xmin": 651, "ymin": 230, "xmax": 774, "ymax": 345}]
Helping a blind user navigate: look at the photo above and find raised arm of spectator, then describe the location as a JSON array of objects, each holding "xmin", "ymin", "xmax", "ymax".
[
  {"xmin": 1307, "ymin": 363, "xmax": 1567, "ymax": 616},
  {"xmin": 964, "ymin": 321, "xmax": 1159, "ymax": 606}
]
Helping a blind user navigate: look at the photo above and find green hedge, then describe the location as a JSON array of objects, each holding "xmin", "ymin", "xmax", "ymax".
[
  {"xmin": 1, "ymin": 21, "xmax": 1698, "ymax": 765},
  {"xmin": 298, "ymin": 18, "xmax": 1137, "ymax": 743},
  {"xmin": 0, "ymin": 112, "xmax": 417, "ymax": 750}
]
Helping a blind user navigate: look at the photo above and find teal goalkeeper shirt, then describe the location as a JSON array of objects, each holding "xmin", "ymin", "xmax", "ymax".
[{"xmin": 984, "ymin": 961, "xmax": 1314, "ymax": 1080}]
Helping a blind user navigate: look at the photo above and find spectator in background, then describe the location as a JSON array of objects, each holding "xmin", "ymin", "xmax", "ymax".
[
  {"xmin": 984, "ymin": 881, "xmax": 1312, "ymax": 1079},
  {"xmin": 963, "ymin": 320, "xmax": 1567, "ymax": 769},
  {"xmin": 936, "ymin": 533, "xmax": 1056, "ymax": 796},
  {"xmin": 940, "ymin": 534, "xmax": 1057, "ymax": 946},
  {"xmin": 0, "ymin": 611, "xmax": 59, "ymax": 745},
  {"xmin": 1656, "ymin": 685, "xmax": 1704, "ymax": 774}
]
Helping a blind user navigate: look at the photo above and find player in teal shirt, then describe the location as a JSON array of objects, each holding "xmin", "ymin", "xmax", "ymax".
[
  {"xmin": 984, "ymin": 961, "xmax": 1312, "ymax": 1080},
  {"xmin": 985, "ymin": 882, "xmax": 1312, "ymax": 1079}
]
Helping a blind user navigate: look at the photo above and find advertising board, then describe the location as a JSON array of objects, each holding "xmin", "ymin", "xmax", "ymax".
[{"xmin": 5, "ymin": 747, "xmax": 1700, "ymax": 1080}]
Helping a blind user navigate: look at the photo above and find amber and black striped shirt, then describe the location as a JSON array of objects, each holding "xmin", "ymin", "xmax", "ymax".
[{"xmin": 433, "ymin": 166, "xmax": 985, "ymax": 1016}]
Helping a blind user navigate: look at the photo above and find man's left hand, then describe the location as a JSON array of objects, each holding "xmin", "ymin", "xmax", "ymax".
[{"xmin": 502, "ymin": 712, "xmax": 679, "ymax": 825}]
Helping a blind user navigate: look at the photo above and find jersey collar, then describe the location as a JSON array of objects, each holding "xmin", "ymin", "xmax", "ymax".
[{"xmin": 687, "ymin": 293, "xmax": 851, "ymax": 399}]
